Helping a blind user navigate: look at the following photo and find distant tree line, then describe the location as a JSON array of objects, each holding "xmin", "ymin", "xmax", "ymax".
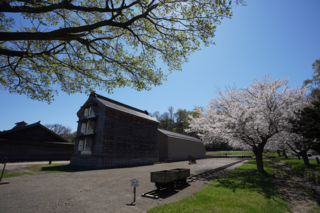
[
  {"xmin": 205, "ymin": 140, "xmax": 233, "ymax": 151},
  {"xmin": 151, "ymin": 107, "xmax": 199, "ymax": 137},
  {"xmin": 44, "ymin": 124, "xmax": 76, "ymax": 143}
]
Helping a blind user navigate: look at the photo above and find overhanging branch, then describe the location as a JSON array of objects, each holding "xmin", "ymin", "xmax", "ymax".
[{"xmin": 0, "ymin": 0, "xmax": 140, "ymax": 13}]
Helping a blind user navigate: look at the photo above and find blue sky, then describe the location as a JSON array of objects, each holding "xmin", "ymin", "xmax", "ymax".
[{"xmin": 1, "ymin": 0, "xmax": 319, "ymax": 132}]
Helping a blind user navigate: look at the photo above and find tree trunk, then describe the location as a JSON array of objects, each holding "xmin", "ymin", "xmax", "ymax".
[
  {"xmin": 253, "ymin": 147, "xmax": 264, "ymax": 172},
  {"xmin": 277, "ymin": 150, "xmax": 281, "ymax": 157},
  {"xmin": 283, "ymin": 150, "xmax": 288, "ymax": 159},
  {"xmin": 301, "ymin": 153, "xmax": 310, "ymax": 166}
]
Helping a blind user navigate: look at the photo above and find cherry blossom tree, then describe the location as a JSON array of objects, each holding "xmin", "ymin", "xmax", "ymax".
[
  {"xmin": 186, "ymin": 75, "xmax": 309, "ymax": 172},
  {"xmin": 276, "ymin": 96, "xmax": 320, "ymax": 166},
  {"xmin": 275, "ymin": 131, "xmax": 312, "ymax": 165}
]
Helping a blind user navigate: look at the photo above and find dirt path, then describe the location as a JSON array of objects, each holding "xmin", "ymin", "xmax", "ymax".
[
  {"xmin": 0, "ymin": 158, "xmax": 245, "ymax": 213},
  {"xmin": 269, "ymin": 162, "xmax": 320, "ymax": 213}
]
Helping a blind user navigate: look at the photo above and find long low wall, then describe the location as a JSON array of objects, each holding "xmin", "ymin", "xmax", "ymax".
[
  {"xmin": 70, "ymin": 154, "xmax": 158, "ymax": 169},
  {"xmin": 0, "ymin": 139, "xmax": 74, "ymax": 162},
  {"xmin": 167, "ymin": 137, "xmax": 206, "ymax": 161}
]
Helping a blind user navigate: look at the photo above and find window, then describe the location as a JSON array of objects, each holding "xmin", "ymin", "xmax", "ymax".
[
  {"xmin": 81, "ymin": 138, "xmax": 92, "ymax": 155},
  {"xmin": 78, "ymin": 140, "xmax": 84, "ymax": 151},
  {"xmin": 84, "ymin": 108, "xmax": 89, "ymax": 117},
  {"xmin": 81, "ymin": 123, "xmax": 87, "ymax": 134},
  {"xmin": 80, "ymin": 120, "xmax": 94, "ymax": 135},
  {"xmin": 84, "ymin": 106, "xmax": 95, "ymax": 118},
  {"xmin": 88, "ymin": 106, "xmax": 95, "ymax": 117},
  {"xmin": 85, "ymin": 120, "xmax": 93, "ymax": 134}
]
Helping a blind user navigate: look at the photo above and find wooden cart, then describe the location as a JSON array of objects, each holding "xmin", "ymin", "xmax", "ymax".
[
  {"xmin": 171, "ymin": 168, "xmax": 190, "ymax": 183},
  {"xmin": 151, "ymin": 168, "xmax": 190, "ymax": 189}
]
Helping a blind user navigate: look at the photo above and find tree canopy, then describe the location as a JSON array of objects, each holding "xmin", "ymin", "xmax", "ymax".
[
  {"xmin": 284, "ymin": 96, "xmax": 320, "ymax": 165},
  {"xmin": 152, "ymin": 106, "xmax": 199, "ymax": 137},
  {"xmin": 186, "ymin": 75, "xmax": 309, "ymax": 172},
  {"xmin": 45, "ymin": 123, "xmax": 72, "ymax": 135},
  {"xmin": 45, "ymin": 123, "xmax": 76, "ymax": 142},
  {"xmin": 303, "ymin": 58, "xmax": 320, "ymax": 88},
  {"xmin": 0, "ymin": 0, "xmax": 245, "ymax": 103}
]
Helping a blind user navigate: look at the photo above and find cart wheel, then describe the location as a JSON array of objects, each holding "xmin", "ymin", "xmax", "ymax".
[
  {"xmin": 168, "ymin": 183, "xmax": 175, "ymax": 190},
  {"xmin": 155, "ymin": 183, "xmax": 161, "ymax": 190},
  {"xmin": 183, "ymin": 178, "xmax": 187, "ymax": 184}
]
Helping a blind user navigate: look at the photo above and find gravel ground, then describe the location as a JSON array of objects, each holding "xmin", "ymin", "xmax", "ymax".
[{"xmin": 0, "ymin": 158, "xmax": 245, "ymax": 213}]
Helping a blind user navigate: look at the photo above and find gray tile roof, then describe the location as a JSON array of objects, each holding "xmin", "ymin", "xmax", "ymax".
[
  {"xmin": 0, "ymin": 121, "xmax": 68, "ymax": 142},
  {"xmin": 158, "ymin": 129, "xmax": 202, "ymax": 143},
  {"xmin": 93, "ymin": 93, "xmax": 159, "ymax": 123}
]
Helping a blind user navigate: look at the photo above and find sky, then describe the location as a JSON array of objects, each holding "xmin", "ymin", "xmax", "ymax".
[{"xmin": 1, "ymin": 0, "xmax": 320, "ymax": 132}]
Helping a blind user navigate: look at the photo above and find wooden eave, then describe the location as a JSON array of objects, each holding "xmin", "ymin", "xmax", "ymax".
[
  {"xmin": 77, "ymin": 116, "xmax": 98, "ymax": 123},
  {"xmin": 81, "ymin": 102, "xmax": 98, "ymax": 109},
  {"xmin": 105, "ymin": 108, "xmax": 159, "ymax": 127},
  {"xmin": 75, "ymin": 134, "xmax": 95, "ymax": 139}
]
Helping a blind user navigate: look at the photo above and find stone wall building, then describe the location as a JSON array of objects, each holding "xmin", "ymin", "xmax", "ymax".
[
  {"xmin": 0, "ymin": 121, "xmax": 74, "ymax": 162},
  {"xmin": 157, "ymin": 129, "xmax": 206, "ymax": 161},
  {"xmin": 70, "ymin": 93, "xmax": 159, "ymax": 169}
]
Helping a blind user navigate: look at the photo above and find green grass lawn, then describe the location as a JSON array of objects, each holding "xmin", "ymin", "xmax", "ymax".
[
  {"xmin": 206, "ymin": 151, "xmax": 280, "ymax": 156},
  {"xmin": 279, "ymin": 156, "xmax": 320, "ymax": 184},
  {"xmin": 148, "ymin": 159, "xmax": 290, "ymax": 213},
  {"xmin": 207, "ymin": 151, "xmax": 254, "ymax": 156},
  {"xmin": 280, "ymin": 157, "xmax": 320, "ymax": 171},
  {"xmin": 0, "ymin": 164, "xmax": 92, "ymax": 179},
  {"xmin": 264, "ymin": 152, "xmax": 279, "ymax": 157}
]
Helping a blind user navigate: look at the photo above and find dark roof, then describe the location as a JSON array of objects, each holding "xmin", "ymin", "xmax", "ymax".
[
  {"xmin": 0, "ymin": 121, "xmax": 68, "ymax": 142},
  {"xmin": 92, "ymin": 93, "xmax": 158, "ymax": 123},
  {"xmin": 158, "ymin": 129, "xmax": 202, "ymax": 143},
  {"xmin": 15, "ymin": 121, "xmax": 27, "ymax": 125}
]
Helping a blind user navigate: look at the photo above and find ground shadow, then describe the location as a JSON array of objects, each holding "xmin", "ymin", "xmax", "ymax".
[
  {"xmin": 40, "ymin": 165, "xmax": 93, "ymax": 172},
  {"xmin": 125, "ymin": 202, "xmax": 136, "ymax": 206},
  {"xmin": 156, "ymin": 184, "xmax": 191, "ymax": 199},
  {"xmin": 201, "ymin": 160, "xmax": 279, "ymax": 199},
  {"xmin": 144, "ymin": 183, "xmax": 192, "ymax": 199}
]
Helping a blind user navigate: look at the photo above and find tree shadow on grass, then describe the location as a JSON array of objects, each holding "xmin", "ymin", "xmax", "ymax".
[{"xmin": 210, "ymin": 160, "xmax": 278, "ymax": 199}]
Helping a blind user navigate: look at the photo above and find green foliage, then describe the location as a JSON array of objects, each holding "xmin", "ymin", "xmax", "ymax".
[
  {"xmin": 288, "ymin": 96, "xmax": 320, "ymax": 157},
  {"xmin": 61, "ymin": 131, "xmax": 77, "ymax": 143},
  {"xmin": 205, "ymin": 139, "xmax": 233, "ymax": 151},
  {"xmin": 148, "ymin": 159, "xmax": 290, "ymax": 213},
  {"xmin": 0, "ymin": 0, "xmax": 245, "ymax": 103},
  {"xmin": 289, "ymin": 98, "xmax": 320, "ymax": 140},
  {"xmin": 304, "ymin": 59, "xmax": 320, "ymax": 88},
  {"xmin": 153, "ymin": 107, "xmax": 200, "ymax": 138}
]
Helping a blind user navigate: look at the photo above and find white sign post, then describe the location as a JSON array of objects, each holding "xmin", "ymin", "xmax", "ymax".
[{"xmin": 130, "ymin": 179, "xmax": 139, "ymax": 203}]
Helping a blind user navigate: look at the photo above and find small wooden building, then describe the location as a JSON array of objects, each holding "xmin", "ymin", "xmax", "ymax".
[
  {"xmin": 157, "ymin": 129, "xmax": 206, "ymax": 161},
  {"xmin": 70, "ymin": 93, "xmax": 159, "ymax": 169},
  {"xmin": 0, "ymin": 121, "xmax": 74, "ymax": 162}
]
